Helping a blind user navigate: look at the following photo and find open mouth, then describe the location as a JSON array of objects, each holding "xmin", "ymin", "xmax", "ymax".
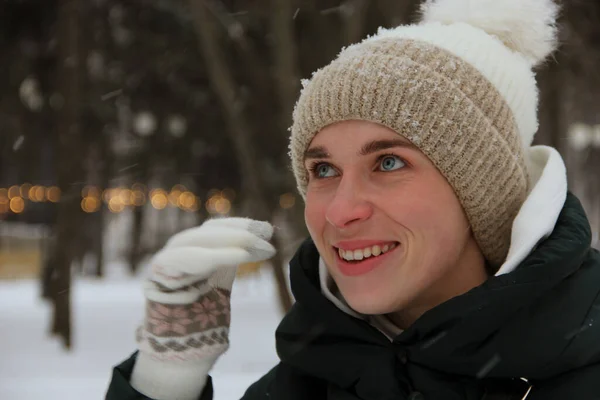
[{"xmin": 335, "ymin": 242, "xmax": 400, "ymax": 263}]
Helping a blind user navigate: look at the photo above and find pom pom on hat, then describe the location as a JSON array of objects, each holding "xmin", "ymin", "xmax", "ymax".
[{"xmin": 419, "ymin": 0, "xmax": 560, "ymax": 66}]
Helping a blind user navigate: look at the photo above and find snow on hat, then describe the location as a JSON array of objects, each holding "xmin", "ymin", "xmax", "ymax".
[{"xmin": 289, "ymin": 0, "xmax": 560, "ymax": 267}]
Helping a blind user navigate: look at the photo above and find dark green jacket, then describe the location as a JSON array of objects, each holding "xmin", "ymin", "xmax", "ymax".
[{"xmin": 107, "ymin": 193, "xmax": 600, "ymax": 400}]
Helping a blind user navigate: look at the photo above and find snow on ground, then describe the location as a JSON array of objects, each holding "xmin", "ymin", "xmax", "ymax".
[{"xmin": 0, "ymin": 266, "xmax": 283, "ymax": 400}]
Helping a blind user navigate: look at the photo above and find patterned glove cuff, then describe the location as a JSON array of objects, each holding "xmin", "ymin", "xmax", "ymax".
[
  {"xmin": 137, "ymin": 288, "xmax": 231, "ymax": 362},
  {"xmin": 137, "ymin": 326, "xmax": 229, "ymax": 361}
]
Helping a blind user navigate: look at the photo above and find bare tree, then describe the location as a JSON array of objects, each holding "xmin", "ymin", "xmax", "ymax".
[
  {"xmin": 47, "ymin": 0, "xmax": 83, "ymax": 349},
  {"xmin": 189, "ymin": 0, "xmax": 294, "ymax": 311}
]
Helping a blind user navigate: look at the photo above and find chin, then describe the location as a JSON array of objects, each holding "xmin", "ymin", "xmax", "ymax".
[
  {"xmin": 326, "ymin": 251, "xmax": 414, "ymax": 316},
  {"xmin": 340, "ymin": 286, "xmax": 404, "ymax": 316}
]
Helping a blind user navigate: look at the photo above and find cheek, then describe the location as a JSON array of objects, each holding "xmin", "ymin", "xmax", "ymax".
[
  {"xmin": 388, "ymin": 174, "xmax": 469, "ymax": 251},
  {"xmin": 304, "ymin": 192, "xmax": 328, "ymax": 240}
]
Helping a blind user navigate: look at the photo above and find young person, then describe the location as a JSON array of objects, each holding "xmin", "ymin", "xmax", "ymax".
[{"xmin": 106, "ymin": 0, "xmax": 600, "ymax": 398}]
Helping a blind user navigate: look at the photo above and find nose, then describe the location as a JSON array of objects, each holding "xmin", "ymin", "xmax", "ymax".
[{"xmin": 325, "ymin": 176, "xmax": 373, "ymax": 229}]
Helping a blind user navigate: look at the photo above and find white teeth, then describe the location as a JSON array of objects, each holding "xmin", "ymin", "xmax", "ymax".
[
  {"xmin": 353, "ymin": 250, "xmax": 363, "ymax": 260},
  {"xmin": 338, "ymin": 243, "xmax": 397, "ymax": 261},
  {"xmin": 372, "ymin": 245, "xmax": 381, "ymax": 256}
]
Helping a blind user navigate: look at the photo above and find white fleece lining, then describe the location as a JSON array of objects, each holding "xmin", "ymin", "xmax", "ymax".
[
  {"xmin": 495, "ymin": 146, "xmax": 567, "ymax": 275},
  {"xmin": 320, "ymin": 146, "xmax": 568, "ymax": 336}
]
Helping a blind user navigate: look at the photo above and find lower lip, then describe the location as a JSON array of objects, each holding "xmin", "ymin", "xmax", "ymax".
[{"xmin": 335, "ymin": 245, "xmax": 399, "ymax": 277}]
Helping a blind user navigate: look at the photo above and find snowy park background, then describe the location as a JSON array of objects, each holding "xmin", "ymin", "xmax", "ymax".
[
  {"xmin": 0, "ymin": 270, "xmax": 282, "ymax": 400},
  {"xmin": 2, "ymin": 1, "xmax": 600, "ymax": 400},
  {"xmin": 0, "ymin": 271, "xmax": 282, "ymax": 400},
  {"xmin": 0, "ymin": 216, "xmax": 284, "ymax": 400}
]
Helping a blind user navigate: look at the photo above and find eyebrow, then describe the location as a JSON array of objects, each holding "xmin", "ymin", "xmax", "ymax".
[{"xmin": 304, "ymin": 138, "xmax": 415, "ymax": 161}]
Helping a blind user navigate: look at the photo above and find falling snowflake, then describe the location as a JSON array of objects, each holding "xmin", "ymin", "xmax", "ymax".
[
  {"xmin": 168, "ymin": 115, "xmax": 187, "ymax": 138},
  {"xmin": 19, "ymin": 77, "xmax": 43, "ymax": 111},
  {"xmin": 134, "ymin": 111, "xmax": 157, "ymax": 137},
  {"xmin": 476, "ymin": 354, "xmax": 502, "ymax": 378},
  {"xmin": 568, "ymin": 123, "xmax": 591, "ymax": 151},
  {"xmin": 13, "ymin": 136, "xmax": 25, "ymax": 151}
]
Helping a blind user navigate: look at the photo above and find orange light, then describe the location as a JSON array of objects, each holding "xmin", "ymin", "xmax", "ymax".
[
  {"xmin": 279, "ymin": 193, "xmax": 296, "ymax": 209},
  {"xmin": 108, "ymin": 197, "xmax": 124, "ymax": 213},
  {"xmin": 216, "ymin": 198, "xmax": 231, "ymax": 214},
  {"xmin": 28, "ymin": 186, "xmax": 38, "ymax": 202},
  {"xmin": 149, "ymin": 188, "xmax": 166, "ymax": 197},
  {"xmin": 10, "ymin": 197, "xmax": 25, "ymax": 213},
  {"xmin": 206, "ymin": 196, "xmax": 217, "ymax": 213},
  {"xmin": 120, "ymin": 189, "xmax": 133, "ymax": 205},
  {"xmin": 28, "ymin": 186, "xmax": 44, "ymax": 202},
  {"xmin": 169, "ymin": 191, "xmax": 181, "ymax": 206},
  {"xmin": 187, "ymin": 199, "xmax": 199, "ymax": 212},
  {"xmin": 178, "ymin": 191, "xmax": 196, "ymax": 209},
  {"xmin": 82, "ymin": 197, "xmax": 100, "ymax": 213},
  {"xmin": 0, "ymin": 201, "xmax": 8, "ymax": 214},
  {"xmin": 206, "ymin": 193, "xmax": 232, "ymax": 214},
  {"xmin": 132, "ymin": 190, "xmax": 146, "ymax": 206},
  {"xmin": 169, "ymin": 185, "xmax": 186, "ymax": 206},
  {"xmin": 20, "ymin": 183, "xmax": 32, "ymax": 199},
  {"xmin": 8, "ymin": 185, "xmax": 20, "ymax": 199},
  {"xmin": 34, "ymin": 186, "xmax": 45, "ymax": 202},
  {"xmin": 102, "ymin": 189, "xmax": 109, "ymax": 203},
  {"xmin": 82, "ymin": 185, "xmax": 100, "ymax": 198},
  {"xmin": 46, "ymin": 186, "xmax": 60, "ymax": 202},
  {"xmin": 151, "ymin": 192, "xmax": 168, "ymax": 210}
]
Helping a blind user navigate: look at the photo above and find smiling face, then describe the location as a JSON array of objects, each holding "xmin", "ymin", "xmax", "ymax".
[{"xmin": 304, "ymin": 120, "xmax": 487, "ymax": 328}]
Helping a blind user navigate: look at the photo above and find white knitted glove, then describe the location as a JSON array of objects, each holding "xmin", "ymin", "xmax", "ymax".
[{"xmin": 131, "ymin": 218, "xmax": 275, "ymax": 400}]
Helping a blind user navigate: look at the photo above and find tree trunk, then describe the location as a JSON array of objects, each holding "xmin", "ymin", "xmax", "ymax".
[
  {"xmin": 189, "ymin": 0, "xmax": 293, "ymax": 311},
  {"xmin": 536, "ymin": 55, "xmax": 563, "ymax": 151},
  {"xmin": 271, "ymin": 233, "xmax": 294, "ymax": 312},
  {"xmin": 50, "ymin": 0, "xmax": 83, "ymax": 349},
  {"xmin": 93, "ymin": 138, "xmax": 110, "ymax": 278},
  {"xmin": 92, "ymin": 210, "xmax": 105, "ymax": 278},
  {"xmin": 41, "ymin": 233, "xmax": 57, "ymax": 300},
  {"xmin": 128, "ymin": 204, "xmax": 144, "ymax": 274},
  {"xmin": 270, "ymin": 0, "xmax": 299, "ymax": 127},
  {"xmin": 343, "ymin": 0, "xmax": 369, "ymax": 44}
]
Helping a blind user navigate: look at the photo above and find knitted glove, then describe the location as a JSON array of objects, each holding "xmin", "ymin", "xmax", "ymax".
[{"xmin": 130, "ymin": 217, "xmax": 275, "ymax": 400}]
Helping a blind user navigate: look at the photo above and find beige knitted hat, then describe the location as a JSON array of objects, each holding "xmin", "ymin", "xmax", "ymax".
[{"xmin": 289, "ymin": 0, "xmax": 560, "ymax": 267}]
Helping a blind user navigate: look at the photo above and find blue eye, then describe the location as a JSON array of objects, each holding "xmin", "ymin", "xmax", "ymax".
[
  {"xmin": 313, "ymin": 163, "xmax": 337, "ymax": 178},
  {"xmin": 379, "ymin": 155, "xmax": 405, "ymax": 171}
]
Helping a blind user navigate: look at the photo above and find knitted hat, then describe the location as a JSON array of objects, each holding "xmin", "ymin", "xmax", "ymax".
[{"xmin": 289, "ymin": 0, "xmax": 560, "ymax": 267}]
